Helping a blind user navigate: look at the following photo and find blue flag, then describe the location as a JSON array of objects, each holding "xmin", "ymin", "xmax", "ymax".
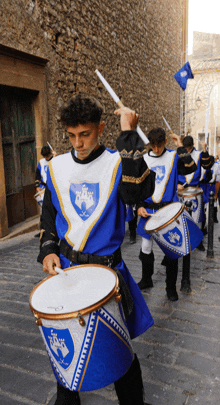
[{"xmin": 174, "ymin": 62, "xmax": 194, "ymax": 90}]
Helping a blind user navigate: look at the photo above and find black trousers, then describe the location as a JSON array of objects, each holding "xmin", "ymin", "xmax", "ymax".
[{"xmin": 55, "ymin": 353, "xmax": 145, "ymax": 405}]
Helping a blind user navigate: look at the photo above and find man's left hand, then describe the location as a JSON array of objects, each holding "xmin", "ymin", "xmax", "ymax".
[
  {"xmin": 169, "ymin": 132, "xmax": 183, "ymax": 147},
  {"xmin": 114, "ymin": 107, "xmax": 139, "ymax": 131}
]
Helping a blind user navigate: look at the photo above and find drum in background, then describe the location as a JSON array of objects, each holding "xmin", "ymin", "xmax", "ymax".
[
  {"xmin": 29, "ymin": 265, "xmax": 133, "ymax": 392},
  {"xmin": 177, "ymin": 187, "xmax": 203, "ymax": 224},
  {"xmin": 144, "ymin": 202, "xmax": 203, "ymax": 259},
  {"xmin": 34, "ymin": 188, "xmax": 45, "ymax": 207}
]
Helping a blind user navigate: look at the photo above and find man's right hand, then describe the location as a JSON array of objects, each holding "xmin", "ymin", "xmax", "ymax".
[
  {"xmin": 42, "ymin": 254, "xmax": 61, "ymax": 275},
  {"xmin": 137, "ymin": 207, "xmax": 150, "ymax": 218}
]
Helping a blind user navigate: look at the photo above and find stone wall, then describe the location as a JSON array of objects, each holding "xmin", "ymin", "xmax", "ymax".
[{"xmin": 1, "ymin": 0, "xmax": 184, "ymax": 153}]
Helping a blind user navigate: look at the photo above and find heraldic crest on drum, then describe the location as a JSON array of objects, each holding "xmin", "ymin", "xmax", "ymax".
[
  {"xmin": 42, "ymin": 326, "xmax": 74, "ymax": 370},
  {"xmin": 69, "ymin": 182, "xmax": 99, "ymax": 221},
  {"xmin": 151, "ymin": 165, "xmax": 165, "ymax": 184},
  {"xmin": 162, "ymin": 226, "xmax": 183, "ymax": 247},
  {"xmin": 191, "ymin": 199, "xmax": 199, "ymax": 212}
]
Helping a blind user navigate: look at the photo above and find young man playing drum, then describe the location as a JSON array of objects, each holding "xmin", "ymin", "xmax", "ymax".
[
  {"xmin": 37, "ymin": 94, "xmax": 156, "ymax": 405},
  {"xmin": 35, "ymin": 145, "xmax": 57, "ymax": 193},
  {"xmin": 136, "ymin": 128, "xmax": 197, "ymax": 301},
  {"xmin": 179, "ymin": 135, "xmax": 214, "ymax": 251}
]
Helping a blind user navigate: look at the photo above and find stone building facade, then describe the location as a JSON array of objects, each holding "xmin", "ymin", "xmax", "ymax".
[
  {"xmin": 0, "ymin": 0, "xmax": 187, "ymax": 236},
  {"xmin": 186, "ymin": 32, "xmax": 220, "ymax": 155}
]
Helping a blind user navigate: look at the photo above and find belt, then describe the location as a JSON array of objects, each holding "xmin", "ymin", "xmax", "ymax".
[
  {"xmin": 144, "ymin": 201, "xmax": 170, "ymax": 210},
  {"xmin": 59, "ymin": 240, "xmax": 122, "ymax": 268}
]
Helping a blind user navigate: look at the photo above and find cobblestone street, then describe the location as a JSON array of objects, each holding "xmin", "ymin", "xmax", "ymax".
[{"xmin": 0, "ymin": 222, "xmax": 220, "ymax": 405}]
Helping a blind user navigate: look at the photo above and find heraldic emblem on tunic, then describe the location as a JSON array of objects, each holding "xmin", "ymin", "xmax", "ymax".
[
  {"xmin": 69, "ymin": 182, "xmax": 100, "ymax": 221},
  {"xmin": 151, "ymin": 165, "xmax": 165, "ymax": 184}
]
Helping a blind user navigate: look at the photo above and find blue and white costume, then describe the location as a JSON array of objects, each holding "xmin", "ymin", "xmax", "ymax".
[
  {"xmin": 35, "ymin": 157, "xmax": 50, "ymax": 189},
  {"xmin": 200, "ymin": 162, "xmax": 220, "ymax": 206},
  {"xmin": 137, "ymin": 149, "xmax": 179, "ymax": 252},
  {"xmin": 38, "ymin": 142, "xmax": 155, "ymax": 340},
  {"xmin": 178, "ymin": 149, "xmax": 201, "ymax": 186}
]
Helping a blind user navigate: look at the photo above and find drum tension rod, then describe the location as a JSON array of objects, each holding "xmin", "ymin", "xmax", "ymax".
[{"xmin": 78, "ymin": 312, "xmax": 86, "ymax": 327}]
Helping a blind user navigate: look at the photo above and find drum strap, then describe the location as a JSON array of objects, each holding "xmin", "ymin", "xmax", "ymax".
[
  {"xmin": 59, "ymin": 240, "xmax": 122, "ymax": 268},
  {"xmin": 113, "ymin": 267, "xmax": 133, "ymax": 319}
]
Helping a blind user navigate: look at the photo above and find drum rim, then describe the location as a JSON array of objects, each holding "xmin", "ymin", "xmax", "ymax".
[
  {"xmin": 177, "ymin": 186, "xmax": 203, "ymax": 198},
  {"xmin": 145, "ymin": 202, "xmax": 185, "ymax": 234},
  {"xmin": 29, "ymin": 264, "xmax": 119, "ymax": 321}
]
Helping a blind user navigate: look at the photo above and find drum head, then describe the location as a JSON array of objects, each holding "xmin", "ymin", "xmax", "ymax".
[
  {"xmin": 145, "ymin": 202, "xmax": 183, "ymax": 232},
  {"xmin": 177, "ymin": 187, "xmax": 202, "ymax": 197},
  {"xmin": 30, "ymin": 265, "xmax": 117, "ymax": 315}
]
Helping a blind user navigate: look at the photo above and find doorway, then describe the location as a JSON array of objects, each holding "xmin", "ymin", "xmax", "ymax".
[{"xmin": 0, "ymin": 85, "xmax": 38, "ymax": 227}]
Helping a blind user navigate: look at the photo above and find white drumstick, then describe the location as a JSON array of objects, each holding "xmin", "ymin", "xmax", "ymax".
[
  {"xmin": 47, "ymin": 141, "xmax": 53, "ymax": 151},
  {"xmin": 95, "ymin": 69, "xmax": 149, "ymax": 145},
  {"xmin": 54, "ymin": 267, "xmax": 67, "ymax": 276}
]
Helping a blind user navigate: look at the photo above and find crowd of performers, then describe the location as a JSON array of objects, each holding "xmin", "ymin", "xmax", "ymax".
[
  {"xmin": 35, "ymin": 94, "xmax": 219, "ymax": 405},
  {"xmin": 127, "ymin": 132, "xmax": 220, "ymax": 302}
]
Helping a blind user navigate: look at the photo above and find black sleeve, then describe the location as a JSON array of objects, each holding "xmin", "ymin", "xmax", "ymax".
[
  {"xmin": 116, "ymin": 130, "xmax": 155, "ymax": 205},
  {"xmin": 177, "ymin": 146, "xmax": 197, "ymax": 175},
  {"xmin": 35, "ymin": 166, "xmax": 46, "ymax": 188},
  {"xmin": 201, "ymin": 152, "xmax": 214, "ymax": 170},
  {"xmin": 37, "ymin": 185, "xmax": 60, "ymax": 263}
]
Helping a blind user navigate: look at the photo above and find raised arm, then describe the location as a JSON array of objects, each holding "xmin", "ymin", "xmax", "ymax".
[{"xmin": 115, "ymin": 107, "xmax": 155, "ymax": 205}]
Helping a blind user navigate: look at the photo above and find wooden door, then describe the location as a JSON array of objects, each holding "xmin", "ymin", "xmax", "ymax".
[{"xmin": 0, "ymin": 86, "xmax": 38, "ymax": 227}]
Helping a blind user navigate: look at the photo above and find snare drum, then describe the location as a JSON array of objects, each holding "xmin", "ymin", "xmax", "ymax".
[
  {"xmin": 177, "ymin": 187, "xmax": 203, "ymax": 224},
  {"xmin": 29, "ymin": 265, "xmax": 133, "ymax": 392},
  {"xmin": 34, "ymin": 188, "xmax": 45, "ymax": 207},
  {"xmin": 144, "ymin": 202, "xmax": 203, "ymax": 259}
]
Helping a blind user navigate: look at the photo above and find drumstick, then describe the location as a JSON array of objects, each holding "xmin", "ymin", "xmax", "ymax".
[
  {"xmin": 162, "ymin": 116, "xmax": 173, "ymax": 134},
  {"xmin": 95, "ymin": 69, "xmax": 149, "ymax": 145},
  {"xmin": 54, "ymin": 267, "xmax": 67, "ymax": 276},
  {"xmin": 47, "ymin": 141, "xmax": 53, "ymax": 151}
]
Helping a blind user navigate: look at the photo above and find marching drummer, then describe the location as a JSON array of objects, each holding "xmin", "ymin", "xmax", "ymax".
[
  {"xmin": 178, "ymin": 136, "xmax": 214, "ymax": 251},
  {"xmin": 37, "ymin": 94, "xmax": 156, "ymax": 405},
  {"xmin": 35, "ymin": 145, "xmax": 57, "ymax": 193},
  {"xmin": 136, "ymin": 128, "xmax": 197, "ymax": 301}
]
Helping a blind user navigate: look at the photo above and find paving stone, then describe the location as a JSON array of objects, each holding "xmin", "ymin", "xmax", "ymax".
[
  {"xmin": 175, "ymin": 351, "xmax": 220, "ymax": 377},
  {"xmin": 0, "ymin": 300, "xmax": 32, "ymax": 316},
  {"xmin": 0, "ymin": 312, "xmax": 37, "ymax": 334},
  {"xmin": 141, "ymin": 325, "xmax": 178, "ymax": 345},
  {"xmin": 0, "ymin": 281, "xmax": 34, "ymax": 294},
  {"xmin": 0, "ymin": 365, "xmax": 55, "ymax": 403},
  {"xmin": 0, "ymin": 291, "xmax": 29, "ymax": 302},
  {"xmin": 142, "ymin": 380, "xmax": 187, "ymax": 405},
  {"xmin": 173, "ymin": 334, "xmax": 220, "ymax": 358},
  {"xmin": 0, "ymin": 344, "xmax": 52, "ymax": 376},
  {"xmin": 0, "ymin": 393, "xmax": 30, "ymax": 405},
  {"xmin": 0, "ymin": 327, "xmax": 45, "ymax": 351},
  {"xmin": 142, "ymin": 361, "xmax": 204, "ymax": 392}
]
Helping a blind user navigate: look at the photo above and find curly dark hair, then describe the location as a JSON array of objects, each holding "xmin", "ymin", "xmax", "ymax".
[
  {"xmin": 147, "ymin": 128, "xmax": 166, "ymax": 145},
  {"xmin": 60, "ymin": 94, "xmax": 103, "ymax": 127},
  {"xmin": 41, "ymin": 146, "xmax": 51, "ymax": 157},
  {"xmin": 182, "ymin": 135, "xmax": 194, "ymax": 148}
]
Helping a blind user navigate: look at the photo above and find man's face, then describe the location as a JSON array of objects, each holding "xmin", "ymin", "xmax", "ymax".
[
  {"xmin": 45, "ymin": 154, "xmax": 53, "ymax": 161},
  {"xmin": 185, "ymin": 145, "xmax": 193, "ymax": 153},
  {"xmin": 66, "ymin": 122, "xmax": 105, "ymax": 160},
  {"xmin": 150, "ymin": 140, "xmax": 166, "ymax": 156}
]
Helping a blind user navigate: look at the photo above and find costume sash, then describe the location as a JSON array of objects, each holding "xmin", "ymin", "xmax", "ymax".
[
  {"xmin": 48, "ymin": 150, "xmax": 122, "ymax": 251},
  {"xmin": 39, "ymin": 158, "xmax": 49, "ymax": 184},
  {"xmin": 144, "ymin": 149, "xmax": 177, "ymax": 203}
]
